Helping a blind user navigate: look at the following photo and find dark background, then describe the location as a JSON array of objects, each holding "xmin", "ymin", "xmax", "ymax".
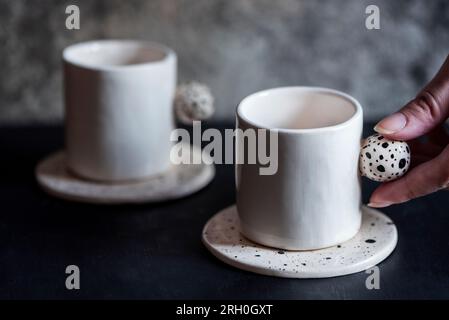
[
  {"xmin": 1, "ymin": 123, "xmax": 449, "ymax": 299},
  {"xmin": 0, "ymin": 0, "xmax": 449, "ymax": 124},
  {"xmin": 1, "ymin": 0, "xmax": 449, "ymax": 299}
]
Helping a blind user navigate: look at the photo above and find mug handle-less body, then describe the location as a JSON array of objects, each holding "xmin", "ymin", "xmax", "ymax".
[
  {"xmin": 64, "ymin": 40, "xmax": 215, "ymax": 182},
  {"xmin": 235, "ymin": 87, "xmax": 363, "ymax": 251},
  {"xmin": 64, "ymin": 40, "xmax": 177, "ymax": 182}
]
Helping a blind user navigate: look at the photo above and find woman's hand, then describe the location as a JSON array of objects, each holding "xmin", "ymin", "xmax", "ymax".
[{"xmin": 368, "ymin": 55, "xmax": 449, "ymax": 208}]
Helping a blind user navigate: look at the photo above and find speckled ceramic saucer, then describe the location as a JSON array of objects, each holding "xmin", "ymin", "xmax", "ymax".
[
  {"xmin": 36, "ymin": 143, "xmax": 214, "ymax": 204},
  {"xmin": 202, "ymin": 205, "xmax": 397, "ymax": 278}
]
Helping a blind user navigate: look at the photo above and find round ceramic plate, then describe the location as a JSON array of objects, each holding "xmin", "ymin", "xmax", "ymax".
[
  {"xmin": 202, "ymin": 205, "xmax": 397, "ymax": 278},
  {"xmin": 35, "ymin": 143, "xmax": 214, "ymax": 204}
]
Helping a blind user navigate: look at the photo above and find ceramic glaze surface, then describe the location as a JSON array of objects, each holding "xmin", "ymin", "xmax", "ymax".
[
  {"xmin": 360, "ymin": 134, "xmax": 411, "ymax": 182},
  {"xmin": 64, "ymin": 40, "xmax": 177, "ymax": 182},
  {"xmin": 237, "ymin": 88, "xmax": 356, "ymax": 130},
  {"xmin": 202, "ymin": 205, "xmax": 398, "ymax": 278},
  {"xmin": 236, "ymin": 87, "xmax": 363, "ymax": 250},
  {"xmin": 63, "ymin": 41, "xmax": 168, "ymax": 67}
]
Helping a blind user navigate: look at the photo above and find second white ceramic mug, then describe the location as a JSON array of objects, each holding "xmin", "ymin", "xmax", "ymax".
[
  {"xmin": 236, "ymin": 87, "xmax": 363, "ymax": 250},
  {"xmin": 64, "ymin": 40, "xmax": 176, "ymax": 181}
]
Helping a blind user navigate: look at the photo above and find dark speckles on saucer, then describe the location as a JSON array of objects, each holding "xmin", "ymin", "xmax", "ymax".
[{"xmin": 202, "ymin": 205, "xmax": 398, "ymax": 278}]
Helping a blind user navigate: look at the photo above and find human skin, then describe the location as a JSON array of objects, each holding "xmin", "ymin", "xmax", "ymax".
[{"xmin": 369, "ymin": 54, "xmax": 449, "ymax": 208}]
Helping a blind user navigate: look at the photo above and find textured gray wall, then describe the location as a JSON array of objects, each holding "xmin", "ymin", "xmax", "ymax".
[{"xmin": 0, "ymin": 0, "xmax": 448, "ymax": 124}]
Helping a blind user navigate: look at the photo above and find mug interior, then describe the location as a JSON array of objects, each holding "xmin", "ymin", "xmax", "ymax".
[
  {"xmin": 63, "ymin": 40, "xmax": 169, "ymax": 68},
  {"xmin": 238, "ymin": 87, "xmax": 359, "ymax": 130}
]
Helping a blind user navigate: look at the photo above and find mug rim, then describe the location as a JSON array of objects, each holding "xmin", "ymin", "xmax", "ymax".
[
  {"xmin": 63, "ymin": 39, "xmax": 176, "ymax": 71},
  {"xmin": 236, "ymin": 86, "xmax": 363, "ymax": 134}
]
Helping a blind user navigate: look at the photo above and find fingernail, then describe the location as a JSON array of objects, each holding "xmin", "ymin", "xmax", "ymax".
[
  {"xmin": 367, "ymin": 202, "xmax": 393, "ymax": 208},
  {"xmin": 374, "ymin": 113, "xmax": 407, "ymax": 134}
]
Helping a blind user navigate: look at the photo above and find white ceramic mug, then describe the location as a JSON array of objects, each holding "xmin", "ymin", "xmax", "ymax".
[
  {"xmin": 236, "ymin": 87, "xmax": 363, "ymax": 250},
  {"xmin": 63, "ymin": 40, "xmax": 176, "ymax": 181}
]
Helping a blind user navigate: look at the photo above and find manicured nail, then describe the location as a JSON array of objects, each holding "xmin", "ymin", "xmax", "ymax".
[
  {"xmin": 367, "ymin": 202, "xmax": 393, "ymax": 208},
  {"xmin": 374, "ymin": 113, "xmax": 407, "ymax": 135}
]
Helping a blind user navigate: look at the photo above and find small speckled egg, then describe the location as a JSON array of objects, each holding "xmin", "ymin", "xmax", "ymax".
[
  {"xmin": 174, "ymin": 81, "xmax": 215, "ymax": 124},
  {"xmin": 360, "ymin": 134, "xmax": 411, "ymax": 182}
]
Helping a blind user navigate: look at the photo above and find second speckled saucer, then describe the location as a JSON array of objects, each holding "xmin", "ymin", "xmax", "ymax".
[
  {"xmin": 202, "ymin": 205, "xmax": 397, "ymax": 278},
  {"xmin": 36, "ymin": 143, "xmax": 214, "ymax": 204}
]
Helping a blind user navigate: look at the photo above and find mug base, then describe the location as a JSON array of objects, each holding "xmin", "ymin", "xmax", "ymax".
[
  {"xmin": 202, "ymin": 205, "xmax": 397, "ymax": 279},
  {"xmin": 239, "ymin": 218, "xmax": 361, "ymax": 251},
  {"xmin": 65, "ymin": 163, "xmax": 173, "ymax": 185}
]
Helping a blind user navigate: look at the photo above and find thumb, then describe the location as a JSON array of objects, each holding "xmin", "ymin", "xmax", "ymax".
[{"xmin": 374, "ymin": 55, "xmax": 449, "ymax": 141}]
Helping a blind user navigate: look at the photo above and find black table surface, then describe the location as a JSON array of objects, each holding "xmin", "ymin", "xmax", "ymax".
[{"xmin": 1, "ymin": 122, "xmax": 449, "ymax": 300}]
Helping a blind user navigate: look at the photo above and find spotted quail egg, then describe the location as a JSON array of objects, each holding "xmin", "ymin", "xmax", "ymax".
[{"xmin": 360, "ymin": 134, "xmax": 411, "ymax": 182}]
